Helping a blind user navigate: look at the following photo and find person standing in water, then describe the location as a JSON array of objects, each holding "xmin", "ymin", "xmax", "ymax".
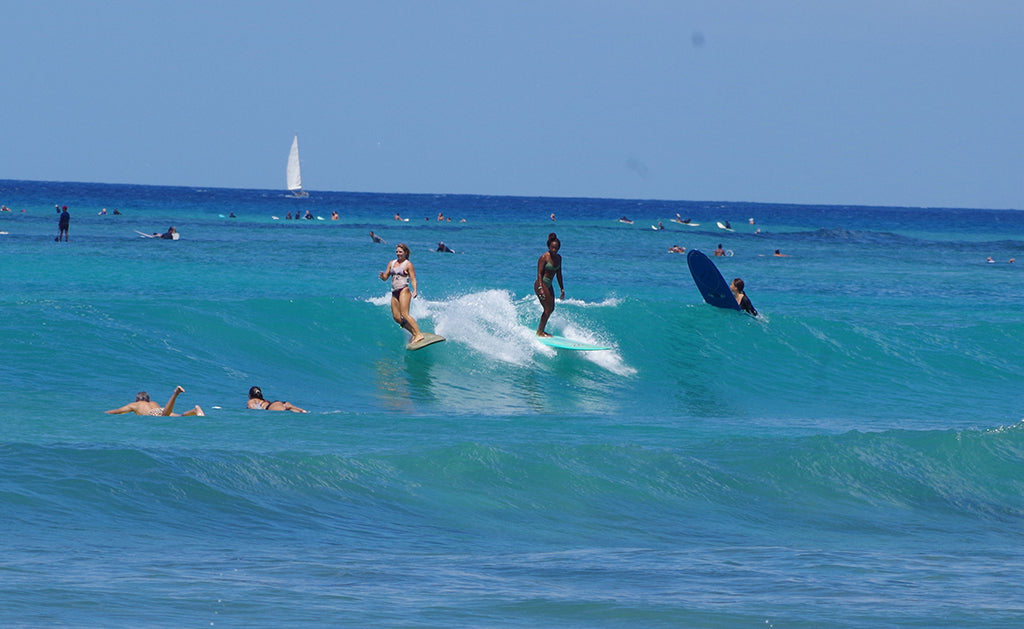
[
  {"xmin": 56, "ymin": 205, "xmax": 70, "ymax": 241},
  {"xmin": 534, "ymin": 232, "xmax": 564, "ymax": 337},
  {"xmin": 379, "ymin": 243, "xmax": 425, "ymax": 345}
]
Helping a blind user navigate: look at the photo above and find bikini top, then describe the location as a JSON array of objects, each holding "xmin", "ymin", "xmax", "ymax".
[{"xmin": 390, "ymin": 260, "xmax": 410, "ymax": 290}]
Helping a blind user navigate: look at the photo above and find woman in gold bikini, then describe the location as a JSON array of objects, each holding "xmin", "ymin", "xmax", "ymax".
[{"xmin": 105, "ymin": 386, "xmax": 204, "ymax": 416}]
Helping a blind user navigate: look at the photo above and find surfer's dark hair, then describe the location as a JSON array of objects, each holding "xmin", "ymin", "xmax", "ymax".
[
  {"xmin": 249, "ymin": 386, "xmax": 264, "ymax": 400},
  {"xmin": 732, "ymin": 278, "xmax": 744, "ymax": 291},
  {"xmin": 547, "ymin": 232, "xmax": 559, "ymax": 246}
]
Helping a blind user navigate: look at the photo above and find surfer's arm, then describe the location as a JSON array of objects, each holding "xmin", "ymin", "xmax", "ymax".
[
  {"xmin": 555, "ymin": 268, "xmax": 564, "ymax": 298},
  {"xmin": 407, "ymin": 262, "xmax": 418, "ymax": 298},
  {"xmin": 378, "ymin": 261, "xmax": 392, "ymax": 282},
  {"xmin": 105, "ymin": 403, "xmax": 138, "ymax": 415},
  {"xmin": 740, "ymin": 296, "xmax": 758, "ymax": 316}
]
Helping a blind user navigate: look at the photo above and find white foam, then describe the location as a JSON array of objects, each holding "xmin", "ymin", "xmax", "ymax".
[{"xmin": 370, "ymin": 289, "xmax": 635, "ymax": 374}]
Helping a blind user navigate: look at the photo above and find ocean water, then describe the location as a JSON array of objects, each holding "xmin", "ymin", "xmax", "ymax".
[{"xmin": 2, "ymin": 179, "xmax": 1024, "ymax": 627}]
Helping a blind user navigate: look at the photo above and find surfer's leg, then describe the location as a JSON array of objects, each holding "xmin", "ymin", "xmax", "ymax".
[
  {"xmin": 389, "ymin": 293, "xmax": 404, "ymax": 325},
  {"xmin": 535, "ymin": 280, "xmax": 554, "ymax": 336},
  {"xmin": 398, "ymin": 289, "xmax": 424, "ymax": 342},
  {"xmin": 162, "ymin": 385, "xmax": 185, "ymax": 416},
  {"xmin": 182, "ymin": 405, "xmax": 204, "ymax": 417}
]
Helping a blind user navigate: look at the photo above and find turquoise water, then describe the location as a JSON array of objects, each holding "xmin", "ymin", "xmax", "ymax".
[{"xmin": 3, "ymin": 180, "xmax": 1024, "ymax": 627}]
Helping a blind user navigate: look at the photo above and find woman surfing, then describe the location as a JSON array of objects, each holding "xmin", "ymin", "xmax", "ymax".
[
  {"xmin": 379, "ymin": 243, "xmax": 425, "ymax": 345},
  {"xmin": 534, "ymin": 232, "xmax": 564, "ymax": 337}
]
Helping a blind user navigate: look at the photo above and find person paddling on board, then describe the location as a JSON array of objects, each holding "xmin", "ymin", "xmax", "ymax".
[
  {"xmin": 379, "ymin": 243, "xmax": 425, "ymax": 345},
  {"xmin": 730, "ymin": 277, "xmax": 758, "ymax": 316},
  {"xmin": 534, "ymin": 232, "xmax": 564, "ymax": 337},
  {"xmin": 247, "ymin": 386, "xmax": 307, "ymax": 413},
  {"xmin": 105, "ymin": 386, "xmax": 204, "ymax": 416}
]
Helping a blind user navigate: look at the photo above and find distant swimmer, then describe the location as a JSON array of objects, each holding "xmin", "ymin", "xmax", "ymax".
[
  {"xmin": 986, "ymin": 256, "xmax": 996, "ymax": 264},
  {"xmin": 656, "ymin": 221, "xmax": 665, "ymax": 230},
  {"xmin": 713, "ymin": 244, "xmax": 725, "ymax": 257},
  {"xmin": 436, "ymin": 241, "xmax": 454, "ymax": 253},
  {"xmin": 331, "ymin": 211, "xmax": 339, "ymax": 220},
  {"xmin": 105, "ymin": 386, "xmax": 204, "ymax": 417},
  {"xmin": 550, "ymin": 213, "xmax": 556, "ymax": 221},
  {"xmin": 379, "ymin": 243, "xmax": 425, "ymax": 345},
  {"xmin": 618, "ymin": 216, "xmax": 633, "ymax": 224},
  {"xmin": 134, "ymin": 227, "xmax": 177, "ymax": 239},
  {"xmin": 394, "ymin": 213, "xmax": 402, "ymax": 221},
  {"xmin": 773, "ymin": 249, "xmax": 790, "ymax": 257},
  {"xmin": 534, "ymin": 232, "xmax": 564, "ymax": 337},
  {"xmin": 247, "ymin": 386, "xmax": 307, "ymax": 413},
  {"xmin": 370, "ymin": 231, "xmax": 386, "ymax": 244},
  {"xmin": 730, "ymin": 278, "xmax": 758, "ymax": 316},
  {"xmin": 668, "ymin": 245, "xmax": 686, "ymax": 253}
]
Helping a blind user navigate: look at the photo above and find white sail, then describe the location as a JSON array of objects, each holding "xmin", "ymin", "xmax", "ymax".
[{"xmin": 286, "ymin": 135, "xmax": 304, "ymax": 194}]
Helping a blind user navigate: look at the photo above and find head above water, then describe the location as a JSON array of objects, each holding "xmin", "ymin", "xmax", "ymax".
[
  {"xmin": 731, "ymin": 278, "xmax": 745, "ymax": 292},
  {"xmin": 249, "ymin": 386, "xmax": 264, "ymax": 400},
  {"xmin": 546, "ymin": 232, "xmax": 560, "ymax": 251},
  {"xmin": 395, "ymin": 243, "xmax": 410, "ymax": 259},
  {"xmin": 135, "ymin": 392, "xmax": 150, "ymax": 402}
]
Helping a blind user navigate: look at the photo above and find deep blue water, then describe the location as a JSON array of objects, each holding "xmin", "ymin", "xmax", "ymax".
[{"xmin": 2, "ymin": 179, "xmax": 1024, "ymax": 627}]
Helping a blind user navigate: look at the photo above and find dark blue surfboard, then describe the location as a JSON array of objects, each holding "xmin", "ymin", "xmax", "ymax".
[{"xmin": 687, "ymin": 249, "xmax": 740, "ymax": 310}]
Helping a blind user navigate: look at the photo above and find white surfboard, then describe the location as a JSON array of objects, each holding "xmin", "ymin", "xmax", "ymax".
[
  {"xmin": 407, "ymin": 332, "xmax": 445, "ymax": 351},
  {"xmin": 537, "ymin": 335, "xmax": 610, "ymax": 351}
]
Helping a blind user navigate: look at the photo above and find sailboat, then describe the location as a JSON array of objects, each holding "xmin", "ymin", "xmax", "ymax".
[{"xmin": 286, "ymin": 134, "xmax": 309, "ymax": 197}]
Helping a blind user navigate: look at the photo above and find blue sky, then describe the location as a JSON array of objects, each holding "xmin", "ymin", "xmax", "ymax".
[{"xmin": 2, "ymin": 0, "xmax": 1022, "ymax": 209}]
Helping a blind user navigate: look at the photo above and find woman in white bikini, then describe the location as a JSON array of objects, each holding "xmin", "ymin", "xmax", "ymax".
[{"xmin": 378, "ymin": 243, "xmax": 425, "ymax": 344}]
